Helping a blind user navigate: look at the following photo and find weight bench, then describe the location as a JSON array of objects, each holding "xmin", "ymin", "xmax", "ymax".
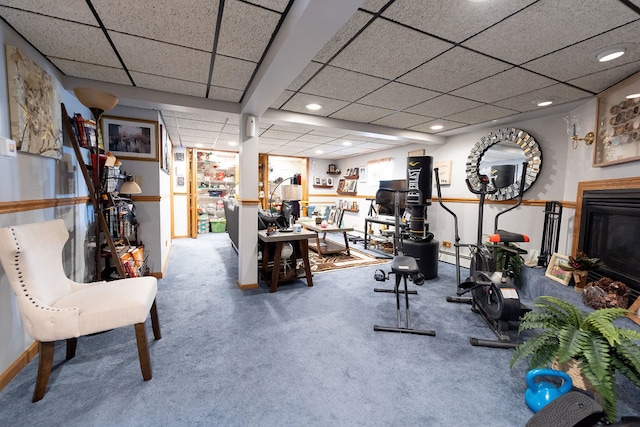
[{"xmin": 374, "ymin": 256, "xmax": 436, "ymax": 336}]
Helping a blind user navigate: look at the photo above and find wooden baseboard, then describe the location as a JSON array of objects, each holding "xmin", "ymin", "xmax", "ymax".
[
  {"xmin": 0, "ymin": 342, "xmax": 38, "ymax": 391},
  {"xmin": 237, "ymin": 280, "xmax": 258, "ymax": 290}
]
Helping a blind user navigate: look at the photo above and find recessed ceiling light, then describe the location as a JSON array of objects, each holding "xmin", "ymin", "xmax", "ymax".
[
  {"xmin": 315, "ymin": 149, "xmax": 323, "ymax": 154},
  {"xmin": 195, "ymin": 143, "xmax": 203, "ymax": 148},
  {"xmin": 430, "ymin": 124, "xmax": 444, "ymax": 130},
  {"xmin": 626, "ymin": 93, "xmax": 640, "ymax": 99},
  {"xmin": 228, "ymin": 141, "xmax": 237, "ymax": 146},
  {"xmin": 342, "ymin": 141, "xmax": 352, "ymax": 146},
  {"xmin": 596, "ymin": 48, "xmax": 625, "ymax": 62},
  {"xmin": 305, "ymin": 103, "xmax": 323, "ymax": 111},
  {"xmin": 537, "ymin": 100, "xmax": 553, "ymax": 107}
]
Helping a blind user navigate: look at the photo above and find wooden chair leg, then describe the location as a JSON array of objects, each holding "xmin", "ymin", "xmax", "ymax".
[
  {"xmin": 150, "ymin": 299, "xmax": 161, "ymax": 340},
  {"xmin": 33, "ymin": 341, "xmax": 55, "ymax": 402},
  {"xmin": 134, "ymin": 323, "xmax": 152, "ymax": 381},
  {"xmin": 66, "ymin": 338, "xmax": 77, "ymax": 360}
]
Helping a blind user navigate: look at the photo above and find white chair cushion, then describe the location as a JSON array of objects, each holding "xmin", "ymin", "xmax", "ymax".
[{"xmin": 54, "ymin": 277, "xmax": 157, "ymax": 336}]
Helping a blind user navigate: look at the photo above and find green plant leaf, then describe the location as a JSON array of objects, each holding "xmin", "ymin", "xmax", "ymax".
[{"xmin": 584, "ymin": 308, "xmax": 629, "ymax": 346}]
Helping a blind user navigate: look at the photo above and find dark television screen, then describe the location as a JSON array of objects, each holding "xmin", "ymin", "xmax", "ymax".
[{"xmin": 376, "ymin": 179, "xmax": 407, "ymax": 216}]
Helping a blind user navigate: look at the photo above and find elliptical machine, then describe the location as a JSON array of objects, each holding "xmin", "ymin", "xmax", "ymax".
[{"xmin": 435, "ymin": 162, "xmax": 530, "ymax": 348}]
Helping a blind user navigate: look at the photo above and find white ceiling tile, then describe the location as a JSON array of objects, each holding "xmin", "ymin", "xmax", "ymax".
[
  {"xmin": 360, "ymin": 0, "xmax": 389, "ymax": 13},
  {"xmin": 463, "ymin": 0, "xmax": 637, "ymax": 65},
  {"xmin": 110, "ymin": 33, "xmax": 212, "ymax": 83},
  {"xmin": 523, "ymin": 21, "xmax": 640, "ymax": 83},
  {"xmin": 261, "ymin": 129, "xmax": 301, "ymax": 140},
  {"xmin": 177, "ymin": 118, "xmax": 225, "ymax": 132},
  {"xmin": 50, "ymin": 58, "xmax": 131, "ymax": 85},
  {"xmin": 406, "ymin": 94, "xmax": 483, "ymax": 117},
  {"xmin": 209, "ymin": 55, "xmax": 257, "ymax": 90},
  {"xmin": 314, "ymin": 11, "xmax": 372, "ymax": 63},
  {"xmin": 0, "ymin": 0, "xmax": 96, "ymax": 23},
  {"xmin": 309, "ymin": 128, "xmax": 350, "ymax": 138},
  {"xmin": 281, "ymin": 92, "xmax": 350, "ymax": 116},
  {"xmin": 131, "ymin": 72, "xmax": 207, "ymax": 97},
  {"xmin": 282, "ymin": 141, "xmax": 318, "ymax": 150},
  {"xmin": 330, "ymin": 104, "xmax": 395, "ymax": 123},
  {"xmin": 302, "ymin": 66, "xmax": 387, "ymax": 102},
  {"xmin": 294, "ymin": 134, "xmax": 335, "ymax": 144},
  {"xmin": 0, "ymin": 8, "xmax": 119, "ymax": 67},
  {"xmin": 270, "ymin": 90, "xmax": 295, "ymax": 109},
  {"xmin": 330, "ymin": 18, "xmax": 453, "ymax": 79},
  {"xmin": 287, "ymin": 61, "xmax": 323, "ymax": 91},
  {"xmin": 569, "ymin": 62, "xmax": 640, "ymax": 94},
  {"xmin": 371, "ymin": 112, "xmax": 430, "ymax": 128},
  {"xmin": 494, "ymin": 83, "xmax": 593, "ymax": 112},
  {"xmin": 92, "ymin": 0, "xmax": 219, "ymax": 51},
  {"xmin": 269, "ymin": 124, "xmax": 316, "ymax": 134},
  {"xmin": 445, "ymin": 105, "xmax": 518, "ymax": 125},
  {"xmin": 258, "ymin": 137, "xmax": 289, "ymax": 146},
  {"xmin": 382, "ymin": 0, "xmax": 536, "ymax": 43},
  {"xmin": 450, "ymin": 68, "xmax": 556, "ymax": 103},
  {"xmin": 409, "ymin": 119, "xmax": 467, "ymax": 133},
  {"xmin": 178, "ymin": 128, "xmax": 219, "ymax": 138},
  {"xmin": 358, "ymin": 82, "xmax": 440, "ymax": 110},
  {"xmin": 398, "ymin": 47, "xmax": 512, "ymax": 93},
  {"xmin": 244, "ymin": 0, "xmax": 289, "ymax": 13},
  {"xmin": 208, "ymin": 86, "xmax": 244, "ymax": 103},
  {"xmin": 217, "ymin": 0, "xmax": 281, "ymax": 62}
]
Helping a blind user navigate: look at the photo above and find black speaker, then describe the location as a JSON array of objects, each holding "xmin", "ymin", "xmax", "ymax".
[
  {"xmin": 526, "ymin": 391, "xmax": 604, "ymax": 427},
  {"xmin": 407, "ymin": 156, "xmax": 432, "ymax": 205}
]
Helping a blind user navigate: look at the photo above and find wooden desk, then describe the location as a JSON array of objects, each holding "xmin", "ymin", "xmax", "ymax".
[
  {"xmin": 303, "ymin": 223, "xmax": 354, "ymax": 257},
  {"xmin": 258, "ymin": 229, "xmax": 314, "ymax": 292}
]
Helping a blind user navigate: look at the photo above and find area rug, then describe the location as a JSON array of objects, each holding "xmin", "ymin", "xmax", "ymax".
[{"xmin": 307, "ymin": 246, "xmax": 388, "ymax": 273}]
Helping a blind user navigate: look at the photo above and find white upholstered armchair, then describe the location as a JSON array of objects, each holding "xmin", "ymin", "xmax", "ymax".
[{"xmin": 0, "ymin": 219, "xmax": 161, "ymax": 402}]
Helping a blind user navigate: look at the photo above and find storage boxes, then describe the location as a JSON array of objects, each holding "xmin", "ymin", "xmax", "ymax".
[{"xmin": 210, "ymin": 219, "xmax": 226, "ymax": 233}]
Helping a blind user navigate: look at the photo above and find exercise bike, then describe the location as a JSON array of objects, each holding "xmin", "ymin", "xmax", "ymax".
[{"xmin": 435, "ymin": 163, "xmax": 530, "ymax": 349}]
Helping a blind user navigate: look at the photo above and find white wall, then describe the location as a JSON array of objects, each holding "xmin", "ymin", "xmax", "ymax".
[
  {"xmin": 311, "ymin": 99, "xmax": 639, "ymax": 268},
  {"xmin": 0, "ymin": 23, "xmax": 94, "ymax": 374}
]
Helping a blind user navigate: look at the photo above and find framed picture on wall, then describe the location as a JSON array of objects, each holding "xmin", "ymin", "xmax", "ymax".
[
  {"xmin": 314, "ymin": 177, "xmax": 321, "ymax": 185},
  {"xmin": 593, "ymin": 71, "xmax": 640, "ymax": 167},
  {"xmin": 101, "ymin": 116, "xmax": 159, "ymax": 161},
  {"xmin": 327, "ymin": 177, "xmax": 334, "ymax": 186}
]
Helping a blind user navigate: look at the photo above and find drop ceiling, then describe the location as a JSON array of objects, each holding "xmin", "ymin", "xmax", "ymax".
[{"xmin": 1, "ymin": 0, "xmax": 639, "ymax": 159}]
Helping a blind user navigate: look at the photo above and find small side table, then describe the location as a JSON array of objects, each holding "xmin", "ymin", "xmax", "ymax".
[
  {"xmin": 303, "ymin": 223, "xmax": 354, "ymax": 257},
  {"xmin": 258, "ymin": 229, "xmax": 315, "ymax": 292}
]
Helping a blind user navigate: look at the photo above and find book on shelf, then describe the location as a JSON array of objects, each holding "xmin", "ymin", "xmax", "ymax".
[{"xmin": 74, "ymin": 113, "xmax": 87, "ymax": 147}]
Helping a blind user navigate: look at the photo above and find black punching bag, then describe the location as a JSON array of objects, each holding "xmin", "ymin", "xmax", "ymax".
[
  {"xmin": 404, "ymin": 156, "xmax": 438, "ymax": 279},
  {"xmin": 492, "ymin": 164, "xmax": 516, "ymax": 188},
  {"xmin": 406, "ymin": 156, "xmax": 433, "ymax": 206}
]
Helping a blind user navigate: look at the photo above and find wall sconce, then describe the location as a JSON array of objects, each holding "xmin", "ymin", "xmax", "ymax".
[{"xmin": 566, "ymin": 115, "xmax": 595, "ymax": 149}]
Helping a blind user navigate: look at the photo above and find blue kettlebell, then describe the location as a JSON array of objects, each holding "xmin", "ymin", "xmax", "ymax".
[{"xmin": 525, "ymin": 368, "xmax": 573, "ymax": 412}]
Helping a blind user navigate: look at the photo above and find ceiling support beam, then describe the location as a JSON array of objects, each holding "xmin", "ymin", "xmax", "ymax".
[{"xmin": 241, "ymin": 0, "xmax": 365, "ymax": 116}]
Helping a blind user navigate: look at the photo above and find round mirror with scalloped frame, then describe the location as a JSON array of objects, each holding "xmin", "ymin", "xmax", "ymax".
[{"xmin": 466, "ymin": 128, "xmax": 542, "ymax": 201}]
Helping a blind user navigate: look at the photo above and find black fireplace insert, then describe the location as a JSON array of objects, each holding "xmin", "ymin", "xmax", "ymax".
[{"xmin": 578, "ymin": 189, "xmax": 640, "ymax": 294}]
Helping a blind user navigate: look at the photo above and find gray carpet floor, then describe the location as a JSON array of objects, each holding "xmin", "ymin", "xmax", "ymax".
[{"xmin": 1, "ymin": 232, "xmax": 638, "ymax": 426}]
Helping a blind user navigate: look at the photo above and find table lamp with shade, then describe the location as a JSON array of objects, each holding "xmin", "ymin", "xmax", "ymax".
[
  {"xmin": 120, "ymin": 174, "xmax": 142, "ymax": 195},
  {"xmin": 269, "ymin": 178, "xmax": 302, "ymax": 230}
]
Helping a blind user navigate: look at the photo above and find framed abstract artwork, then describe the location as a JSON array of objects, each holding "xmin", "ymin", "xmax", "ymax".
[{"xmin": 5, "ymin": 45, "xmax": 62, "ymax": 159}]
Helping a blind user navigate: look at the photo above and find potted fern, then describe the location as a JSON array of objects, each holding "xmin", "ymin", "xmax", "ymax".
[{"xmin": 510, "ymin": 295, "xmax": 640, "ymax": 423}]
